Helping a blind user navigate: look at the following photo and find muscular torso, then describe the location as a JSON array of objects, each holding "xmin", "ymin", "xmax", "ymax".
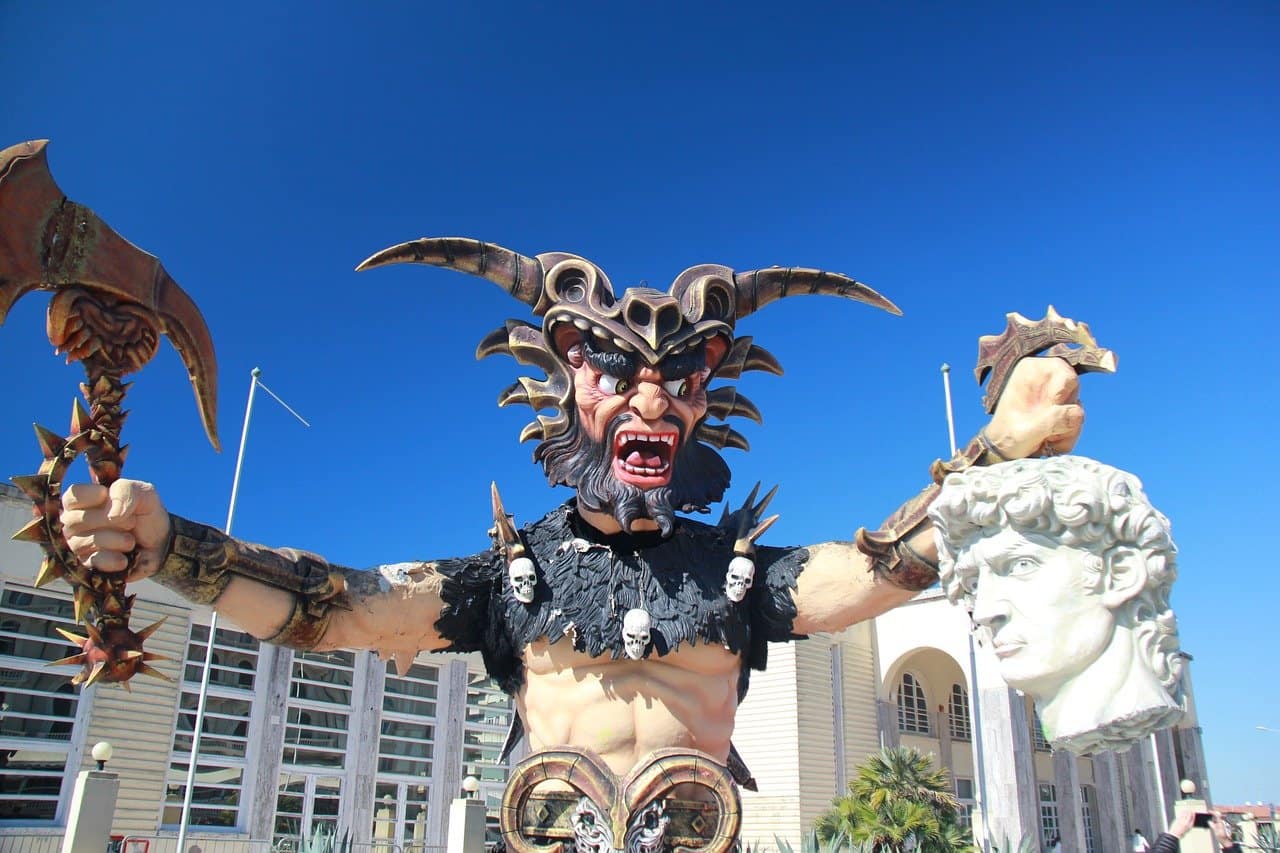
[{"xmin": 519, "ymin": 638, "xmax": 741, "ymax": 776}]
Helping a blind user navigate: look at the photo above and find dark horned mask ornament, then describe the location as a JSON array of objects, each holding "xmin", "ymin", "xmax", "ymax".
[{"xmin": 357, "ymin": 237, "xmax": 899, "ymax": 524}]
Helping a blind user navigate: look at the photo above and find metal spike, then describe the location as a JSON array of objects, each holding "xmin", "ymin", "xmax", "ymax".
[
  {"xmin": 476, "ymin": 326, "xmax": 513, "ymax": 360},
  {"xmin": 120, "ymin": 679, "xmax": 132, "ymax": 694},
  {"xmin": 743, "ymin": 345, "xmax": 783, "ymax": 376},
  {"xmin": 84, "ymin": 622, "xmax": 104, "ymax": 645},
  {"xmin": 55, "ymin": 627, "xmax": 88, "ymax": 646},
  {"xmin": 121, "ymin": 650, "xmax": 144, "ymax": 661},
  {"xmin": 722, "ymin": 428, "xmax": 750, "ymax": 452},
  {"xmin": 706, "ymin": 388, "xmax": 763, "ymax": 424},
  {"xmin": 497, "ymin": 381, "xmax": 530, "ymax": 408},
  {"xmin": 34, "ymin": 557, "xmax": 66, "ymax": 588},
  {"xmin": 83, "ymin": 661, "xmax": 107, "ymax": 687},
  {"xmin": 753, "ymin": 484, "xmax": 779, "ymax": 519},
  {"xmin": 12, "ymin": 517, "xmax": 51, "ymax": 544},
  {"xmin": 142, "ymin": 652, "xmax": 168, "ymax": 663},
  {"xmin": 11, "ymin": 474, "xmax": 47, "ymax": 503},
  {"xmin": 72, "ymin": 589, "xmax": 91, "ymax": 624},
  {"xmin": 748, "ymin": 515, "xmax": 780, "ymax": 545},
  {"xmin": 518, "ymin": 421, "xmax": 545, "ymax": 444},
  {"xmin": 138, "ymin": 664, "xmax": 174, "ymax": 682},
  {"xmin": 70, "ymin": 671, "xmax": 86, "ymax": 686},
  {"xmin": 696, "ymin": 423, "xmax": 732, "ymax": 449},
  {"xmin": 697, "ymin": 424, "xmax": 750, "ymax": 452},
  {"xmin": 32, "ymin": 424, "xmax": 66, "ymax": 459},
  {"xmin": 47, "ymin": 652, "xmax": 88, "ymax": 668},
  {"xmin": 135, "ymin": 616, "xmax": 168, "ymax": 641},
  {"xmin": 70, "ymin": 399, "xmax": 93, "ymax": 434}
]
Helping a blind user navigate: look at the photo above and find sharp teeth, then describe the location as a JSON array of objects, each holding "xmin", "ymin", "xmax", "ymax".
[{"xmin": 616, "ymin": 432, "xmax": 677, "ymax": 447}]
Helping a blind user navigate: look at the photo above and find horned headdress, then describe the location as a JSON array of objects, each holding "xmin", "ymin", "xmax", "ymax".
[{"xmin": 357, "ymin": 237, "xmax": 899, "ymax": 456}]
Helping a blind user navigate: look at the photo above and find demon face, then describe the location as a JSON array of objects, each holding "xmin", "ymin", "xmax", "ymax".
[{"xmin": 536, "ymin": 336, "xmax": 732, "ymax": 535}]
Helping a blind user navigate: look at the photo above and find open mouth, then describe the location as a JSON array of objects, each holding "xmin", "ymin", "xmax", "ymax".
[{"xmin": 612, "ymin": 429, "xmax": 679, "ymax": 485}]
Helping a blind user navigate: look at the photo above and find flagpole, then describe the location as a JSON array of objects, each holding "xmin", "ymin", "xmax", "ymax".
[
  {"xmin": 942, "ymin": 364, "xmax": 992, "ymax": 852},
  {"xmin": 175, "ymin": 367, "xmax": 261, "ymax": 853}
]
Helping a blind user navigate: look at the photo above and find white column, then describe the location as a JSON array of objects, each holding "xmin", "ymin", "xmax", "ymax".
[
  {"xmin": 428, "ymin": 658, "xmax": 470, "ymax": 845},
  {"xmin": 249, "ymin": 643, "xmax": 294, "ymax": 840},
  {"xmin": 1152, "ymin": 728, "xmax": 1180, "ymax": 824},
  {"xmin": 1052, "ymin": 751, "xmax": 1086, "ymax": 852},
  {"xmin": 1177, "ymin": 726, "xmax": 1212, "ymax": 805},
  {"xmin": 830, "ymin": 644, "xmax": 849, "ymax": 791},
  {"xmin": 1123, "ymin": 740, "xmax": 1162, "ymax": 839},
  {"xmin": 877, "ymin": 700, "xmax": 900, "ymax": 749},
  {"xmin": 1091, "ymin": 751, "xmax": 1129, "ymax": 853},
  {"xmin": 346, "ymin": 651, "xmax": 387, "ymax": 843},
  {"xmin": 937, "ymin": 706, "xmax": 954, "ymax": 778},
  {"xmin": 61, "ymin": 770, "xmax": 120, "ymax": 853},
  {"xmin": 974, "ymin": 684, "xmax": 1039, "ymax": 845}
]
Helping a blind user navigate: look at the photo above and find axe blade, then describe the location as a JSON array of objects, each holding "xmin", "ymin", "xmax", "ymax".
[
  {"xmin": 0, "ymin": 139, "xmax": 219, "ymax": 449},
  {"xmin": 974, "ymin": 305, "xmax": 1117, "ymax": 414}
]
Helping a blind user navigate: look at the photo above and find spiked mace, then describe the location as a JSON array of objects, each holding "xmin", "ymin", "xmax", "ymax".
[{"xmin": 1, "ymin": 140, "xmax": 220, "ymax": 686}]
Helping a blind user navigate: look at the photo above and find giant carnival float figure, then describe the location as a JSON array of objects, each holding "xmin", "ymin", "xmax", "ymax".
[{"xmin": 0, "ymin": 140, "xmax": 1132, "ymax": 851}]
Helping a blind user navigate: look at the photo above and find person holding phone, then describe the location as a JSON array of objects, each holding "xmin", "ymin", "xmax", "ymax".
[{"xmin": 1150, "ymin": 810, "xmax": 1241, "ymax": 852}]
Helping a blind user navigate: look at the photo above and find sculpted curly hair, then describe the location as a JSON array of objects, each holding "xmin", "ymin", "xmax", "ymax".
[{"xmin": 931, "ymin": 456, "xmax": 1183, "ymax": 700}]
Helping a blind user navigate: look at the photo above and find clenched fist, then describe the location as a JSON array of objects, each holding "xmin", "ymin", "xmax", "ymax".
[
  {"xmin": 61, "ymin": 480, "xmax": 170, "ymax": 581},
  {"xmin": 985, "ymin": 357, "xmax": 1086, "ymax": 460}
]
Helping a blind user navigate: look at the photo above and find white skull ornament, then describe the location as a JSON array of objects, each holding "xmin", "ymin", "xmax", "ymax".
[
  {"xmin": 725, "ymin": 555, "xmax": 756, "ymax": 603},
  {"xmin": 508, "ymin": 556, "xmax": 537, "ymax": 604},
  {"xmin": 621, "ymin": 608, "xmax": 651, "ymax": 660}
]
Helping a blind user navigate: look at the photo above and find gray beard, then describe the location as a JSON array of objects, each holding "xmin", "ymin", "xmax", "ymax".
[{"xmin": 534, "ymin": 416, "xmax": 732, "ymax": 536}]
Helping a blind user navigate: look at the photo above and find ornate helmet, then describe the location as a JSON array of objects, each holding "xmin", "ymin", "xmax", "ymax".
[{"xmin": 357, "ymin": 237, "xmax": 899, "ymax": 453}]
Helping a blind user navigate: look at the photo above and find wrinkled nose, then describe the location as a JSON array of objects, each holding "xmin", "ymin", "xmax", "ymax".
[{"xmin": 630, "ymin": 382, "xmax": 669, "ymax": 421}]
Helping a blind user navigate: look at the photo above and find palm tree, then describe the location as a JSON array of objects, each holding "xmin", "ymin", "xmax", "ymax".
[{"xmin": 815, "ymin": 746, "xmax": 973, "ymax": 853}]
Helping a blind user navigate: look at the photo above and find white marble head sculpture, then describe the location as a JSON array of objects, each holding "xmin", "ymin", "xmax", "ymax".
[{"xmin": 931, "ymin": 456, "xmax": 1184, "ymax": 754}]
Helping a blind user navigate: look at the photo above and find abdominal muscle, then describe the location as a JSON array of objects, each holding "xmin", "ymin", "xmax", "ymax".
[{"xmin": 518, "ymin": 637, "xmax": 742, "ymax": 778}]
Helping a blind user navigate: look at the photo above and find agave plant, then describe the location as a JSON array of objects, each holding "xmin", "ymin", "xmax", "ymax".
[{"xmin": 984, "ymin": 834, "xmax": 1039, "ymax": 853}]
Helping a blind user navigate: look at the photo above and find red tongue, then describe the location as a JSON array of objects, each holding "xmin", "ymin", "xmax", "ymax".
[{"xmin": 625, "ymin": 449, "xmax": 663, "ymax": 467}]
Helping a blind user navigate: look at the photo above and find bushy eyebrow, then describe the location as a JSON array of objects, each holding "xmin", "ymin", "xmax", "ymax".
[
  {"xmin": 582, "ymin": 339, "xmax": 706, "ymax": 380},
  {"xmin": 656, "ymin": 343, "xmax": 707, "ymax": 380},
  {"xmin": 583, "ymin": 339, "xmax": 637, "ymax": 378}
]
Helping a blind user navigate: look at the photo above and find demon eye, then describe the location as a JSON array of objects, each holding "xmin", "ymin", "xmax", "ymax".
[
  {"xmin": 662, "ymin": 378, "xmax": 689, "ymax": 398},
  {"xmin": 598, "ymin": 374, "xmax": 631, "ymax": 395}
]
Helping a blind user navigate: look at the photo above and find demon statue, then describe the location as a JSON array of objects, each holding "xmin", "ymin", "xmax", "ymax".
[
  {"xmin": 932, "ymin": 455, "xmax": 1184, "ymax": 755},
  {"xmin": 42, "ymin": 229, "xmax": 1093, "ymax": 850}
]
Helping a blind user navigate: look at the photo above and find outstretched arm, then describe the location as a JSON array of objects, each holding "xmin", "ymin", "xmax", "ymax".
[
  {"xmin": 792, "ymin": 355, "xmax": 1085, "ymax": 633},
  {"xmin": 60, "ymin": 482, "xmax": 482, "ymax": 660}
]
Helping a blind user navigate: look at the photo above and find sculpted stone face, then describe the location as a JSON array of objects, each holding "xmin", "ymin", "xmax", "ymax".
[
  {"xmin": 933, "ymin": 456, "xmax": 1184, "ymax": 754},
  {"xmin": 969, "ymin": 529, "xmax": 1117, "ymax": 697}
]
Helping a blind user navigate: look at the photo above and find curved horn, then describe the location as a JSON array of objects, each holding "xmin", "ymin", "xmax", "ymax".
[
  {"xmin": 732, "ymin": 267, "xmax": 901, "ymax": 319},
  {"xmin": 356, "ymin": 237, "xmax": 548, "ymax": 313}
]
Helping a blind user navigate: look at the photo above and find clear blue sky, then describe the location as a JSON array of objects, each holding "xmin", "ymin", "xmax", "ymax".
[{"xmin": 1, "ymin": 2, "xmax": 1276, "ymax": 805}]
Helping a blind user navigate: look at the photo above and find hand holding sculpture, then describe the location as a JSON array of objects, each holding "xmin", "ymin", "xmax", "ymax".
[{"xmin": 931, "ymin": 456, "xmax": 1184, "ymax": 754}]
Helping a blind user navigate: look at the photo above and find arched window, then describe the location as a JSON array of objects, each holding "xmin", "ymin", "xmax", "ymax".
[
  {"xmin": 948, "ymin": 683, "xmax": 972, "ymax": 740},
  {"xmin": 897, "ymin": 672, "xmax": 930, "ymax": 734}
]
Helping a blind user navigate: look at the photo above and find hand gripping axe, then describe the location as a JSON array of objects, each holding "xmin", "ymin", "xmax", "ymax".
[
  {"xmin": 975, "ymin": 305, "xmax": 1118, "ymax": 415},
  {"xmin": 0, "ymin": 139, "xmax": 219, "ymax": 686}
]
